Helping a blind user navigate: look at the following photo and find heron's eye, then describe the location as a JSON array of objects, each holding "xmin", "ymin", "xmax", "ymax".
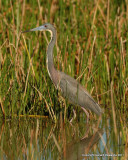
[{"xmin": 44, "ymin": 25, "xmax": 47, "ymax": 28}]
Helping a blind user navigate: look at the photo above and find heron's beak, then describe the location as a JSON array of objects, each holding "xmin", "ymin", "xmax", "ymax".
[{"xmin": 22, "ymin": 25, "xmax": 45, "ymax": 33}]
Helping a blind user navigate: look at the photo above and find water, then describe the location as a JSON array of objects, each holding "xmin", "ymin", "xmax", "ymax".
[{"xmin": 0, "ymin": 113, "xmax": 125, "ymax": 160}]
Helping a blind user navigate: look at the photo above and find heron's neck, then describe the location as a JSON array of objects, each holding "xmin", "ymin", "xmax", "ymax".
[{"xmin": 46, "ymin": 29, "xmax": 59, "ymax": 87}]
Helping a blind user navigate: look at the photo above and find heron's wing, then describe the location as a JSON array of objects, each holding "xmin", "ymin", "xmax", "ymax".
[{"xmin": 59, "ymin": 72, "xmax": 102, "ymax": 115}]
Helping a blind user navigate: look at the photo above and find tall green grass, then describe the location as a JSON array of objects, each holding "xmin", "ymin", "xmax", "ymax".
[{"xmin": 0, "ymin": 0, "xmax": 128, "ymax": 120}]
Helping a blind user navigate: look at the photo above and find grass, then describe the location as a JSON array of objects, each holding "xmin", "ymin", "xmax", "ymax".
[
  {"xmin": 0, "ymin": 0, "xmax": 128, "ymax": 124},
  {"xmin": 1, "ymin": 1, "xmax": 128, "ymax": 159}
]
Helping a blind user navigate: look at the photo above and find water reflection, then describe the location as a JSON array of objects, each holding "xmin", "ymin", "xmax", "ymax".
[
  {"xmin": 0, "ymin": 115, "xmax": 125, "ymax": 160},
  {"xmin": 64, "ymin": 128, "xmax": 103, "ymax": 160}
]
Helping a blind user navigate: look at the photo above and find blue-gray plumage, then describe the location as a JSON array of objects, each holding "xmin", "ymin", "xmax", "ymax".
[{"xmin": 22, "ymin": 23, "xmax": 103, "ymax": 118}]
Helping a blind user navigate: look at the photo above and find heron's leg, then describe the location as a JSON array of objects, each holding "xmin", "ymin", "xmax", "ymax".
[
  {"xmin": 70, "ymin": 109, "xmax": 76, "ymax": 123},
  {"xmin": 81, "ymin": 107, "xmax": 89, "ymax": 123}
]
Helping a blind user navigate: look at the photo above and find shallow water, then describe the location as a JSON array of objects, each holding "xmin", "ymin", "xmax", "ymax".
[{"xmin": 0, "ymin": 113, "xmax": 125, "ymax": 160}]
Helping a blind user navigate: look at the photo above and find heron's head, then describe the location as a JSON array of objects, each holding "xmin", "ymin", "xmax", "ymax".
[{"xmin": 22, "ymin": 23, "xmax": 55, "ymax": 33}]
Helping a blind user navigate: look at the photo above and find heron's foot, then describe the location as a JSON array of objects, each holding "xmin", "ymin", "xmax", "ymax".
[
  {"xmin": 70, "ymin": 109, "xmax": 76, "ymax": 123},
  {"xmin": 81, "ymin": 107, "xmax": 89, "ymax": 123}
]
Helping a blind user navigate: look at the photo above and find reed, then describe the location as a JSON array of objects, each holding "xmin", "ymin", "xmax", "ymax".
[{"xmin": 0, "ymin": 0, "xmax": 127, "ymax": 122}]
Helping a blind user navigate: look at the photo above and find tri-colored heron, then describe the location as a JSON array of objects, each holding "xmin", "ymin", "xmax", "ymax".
[{"xmin": 22, "ymin": 23, "xmax": 102, "ymax": 120}]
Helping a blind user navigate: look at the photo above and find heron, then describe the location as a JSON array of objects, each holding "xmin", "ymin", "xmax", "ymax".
[{"xmin": 22, "ymin": 23, "xmax": 103, "ymax": 121}]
